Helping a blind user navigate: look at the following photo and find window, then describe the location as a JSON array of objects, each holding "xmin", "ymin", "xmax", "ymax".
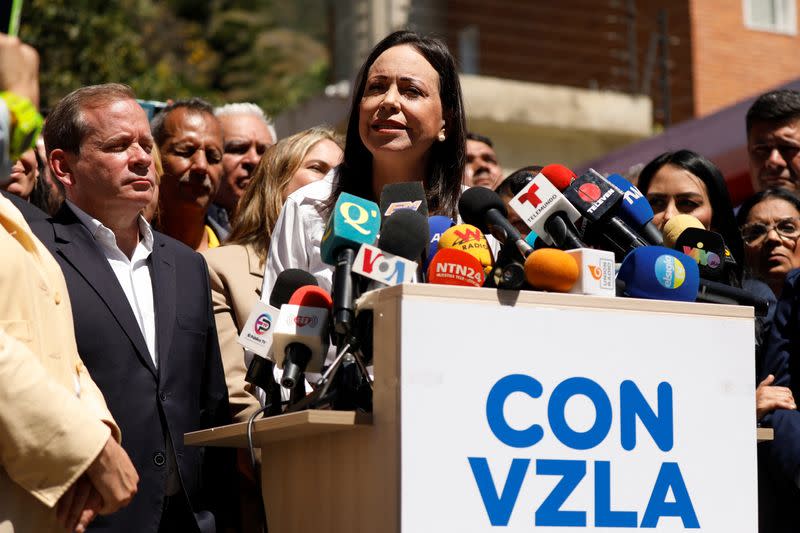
[
  {"xmin": 744, "ymin": 0, "xmax": 797, "ymax": 34},
  {"xmin": 458, "ymin": 25, "xmax": 479, "ymax": 75}
]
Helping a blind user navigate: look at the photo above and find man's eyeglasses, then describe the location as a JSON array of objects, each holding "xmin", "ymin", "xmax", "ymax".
[{"xmin": 741, "ymin": 218, "xmax": 800, "ymax": 244}]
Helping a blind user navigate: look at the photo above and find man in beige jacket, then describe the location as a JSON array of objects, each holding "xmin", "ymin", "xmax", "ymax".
[{"xmin": 0, "ymin": 35, "xmax": 138, "ymax": 533}]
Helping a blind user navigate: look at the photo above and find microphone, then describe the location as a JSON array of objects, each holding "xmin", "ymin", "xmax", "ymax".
[
  {"xmin": 664, "ymin": 214, "xmax": 739, "ymax": 285},
  {"xmin": 458, "ymin": 186, "xmax": 533, "ymax": 258},
  {"xmin": 560, "ymin": 169, "xmax": 649, "ymax": 255},
  {"xmin": 353, "ymin": 209, "xmax": 429, "ymax": 288},
  {"xmin": 426, "ymin": 248, "xmax": 486, "ymax": 287},
  {"xmin": 438, "ymin": 224, "xmax": 494, "ymax": 275},
  {"xmin": 616, "ymin": 246, "xmax": 699, "ymax": 302},
  {"xmin": 605, "ymin": 173, "xmax": 664, "ymax": 246},
  {"xmin": 379, "ymin": 181, "xmax": 429, "ymax": 220},
  {"xmin": 270, "ymin": 269, "xmax": 319, "ymax": 308},
  {"xmin": 565, "ymin": 248, "xmax": 616, "ymax": 296},
  {"xmin": 379, "ymin": 209, "xmax": 430, "ymax": 261},
  {"xmin": 507, "ymin": 164, "xmax": 585, "ymax": 249},
  {"xmin": 320, "ymin": 192, "xmax": 381, "ymax": 335},
  {"xmin": 523, "ymin": 248, "xmax": 580, "ymax": 292},
  {"xmin": 695, "ymin": 278, "xmax": 769, "ymax": 316},
  {"xmin": 425, "ymin": 215, "xmax": 456, "ymax": 269},
  {"xmin": 273, "ymin": 285, "xmax": 333, "ymax": 389},
  {"xmin": 244, "ymin": 269, "xmax": 318, "ymax": 393},
  {"xmin": 662, "ymin": 214, "xmax": 703, "ymax": 248},
  {"xmin": 486, "ymin": 241, "xmax": 526, "ymax": 290},
  {"xmin": 674, "ymin": 227, "xmax": 727, "ymax": 282}
]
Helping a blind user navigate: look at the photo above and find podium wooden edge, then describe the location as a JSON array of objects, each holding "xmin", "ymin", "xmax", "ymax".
[
  {"xmin": 184, "ymin": 410, "xmax": 372, "ymax": 448},
  {"xmin": 356, "ymin": 283, "xmax": 755, "ymax": 318}
]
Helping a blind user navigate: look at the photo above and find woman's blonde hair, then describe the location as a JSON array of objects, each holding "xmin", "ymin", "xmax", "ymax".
[{"xmin": 228, "ymin": 126, "xmax": 343, "ymax": 263}]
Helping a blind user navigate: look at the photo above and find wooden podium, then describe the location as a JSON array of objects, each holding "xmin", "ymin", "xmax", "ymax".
[{"xmin": 187, "ymin": 285, "xmax": 761, "ymax": 532}]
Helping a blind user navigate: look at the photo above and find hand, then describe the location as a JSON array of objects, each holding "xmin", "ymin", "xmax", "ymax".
[
  {"xmin": 757, "ymin": 374, "xmax": 796, "ymax": 421},
  {"xmin": 0, "ymin": 34, "xmax": 39, "ymax": 106},
  {"xmin": 85, "ymin": 436, "xmax": 139, "ymax": 515},
  {"xmin": 56, "ymin": 476, "xmax": 100, "ymax": 532}
]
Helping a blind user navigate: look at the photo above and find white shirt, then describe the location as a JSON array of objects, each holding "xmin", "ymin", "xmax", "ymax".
[
  {"xmin": 262, "ymin": 169, "xmax": 338, "ymax": 299},
  {"xmin": 67, "ymin": 200, "xmax": 158, "ymax": 367},
  {"xmin": 261, "ymin": 170, "xmax": 494, "ymax": 298}
]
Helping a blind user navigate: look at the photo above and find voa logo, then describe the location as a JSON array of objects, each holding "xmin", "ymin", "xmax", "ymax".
[
  {"xmin": 468, "ymin": 375, "xmax": 699, "ymax": 529},
  {"xmin": 359, "ymin": 247, "xmax": 407, "ymax": 285}
]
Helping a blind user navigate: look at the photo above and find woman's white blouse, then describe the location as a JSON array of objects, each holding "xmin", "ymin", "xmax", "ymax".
[{"xmin": 261, "ymin": 169, "xmax": 338, "ymax": 301}]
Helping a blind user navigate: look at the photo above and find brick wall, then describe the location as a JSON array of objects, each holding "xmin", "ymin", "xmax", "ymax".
[
  {"xmin": 690, "ymin": 0, "xmax": 800, "ymax": 117},
  {"xmin": 438, "ymin": 0, "xmax": 694, "ymax": 125}
]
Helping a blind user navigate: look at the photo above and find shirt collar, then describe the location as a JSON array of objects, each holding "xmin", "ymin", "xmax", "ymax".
[{"xmin": 66, "ymin": 199, "xmax": 154, "ymax": 252}]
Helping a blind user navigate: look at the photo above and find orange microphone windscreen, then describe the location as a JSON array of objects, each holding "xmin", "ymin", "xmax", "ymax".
[{"xmin": 524, "ymin": 248, "xmax": 580, "ymax": 292}]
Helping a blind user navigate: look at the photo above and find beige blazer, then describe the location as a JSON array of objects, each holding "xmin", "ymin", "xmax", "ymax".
[
  {"xmin": 0, "ymin": 195, "xmax": 120, "ymax": 533},
  {"xmin": 202, "ymin": 243, "xmax": 264, "ymax": 423}
]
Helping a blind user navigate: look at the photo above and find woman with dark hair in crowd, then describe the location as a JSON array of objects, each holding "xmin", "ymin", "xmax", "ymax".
[
  {"xmin": 737, "ymin": 189, "xmax": 800, "ymax": 300},
  {"xmin": 639, "ymin": 150, "xmax": 790, "ymax": 424},
  {"xmin": 637, "ymin": 149, "xmax": 744, "ymax": 277},
  {"xmin": 263, "ymin": 30, "xmax": 467, "ymax": 292}
]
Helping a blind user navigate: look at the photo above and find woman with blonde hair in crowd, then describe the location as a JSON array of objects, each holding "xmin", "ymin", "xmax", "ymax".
[
  {"xmin": 203, "ymin": 125, "xmax": 343, "ymax": 423},
  {"xmin": 201, "ymin": 125, "xmax": 342, "ymax": 533}
]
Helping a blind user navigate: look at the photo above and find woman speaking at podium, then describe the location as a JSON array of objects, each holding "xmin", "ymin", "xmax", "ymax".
[{"xmin": 262, "ymin": 30, "xmax": 467, "ymax": 293}]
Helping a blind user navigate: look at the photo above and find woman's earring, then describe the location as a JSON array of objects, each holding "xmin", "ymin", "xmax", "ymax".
[{"xmin": 438, "ymin": 131, "xmax": 446, "ymax": 142}]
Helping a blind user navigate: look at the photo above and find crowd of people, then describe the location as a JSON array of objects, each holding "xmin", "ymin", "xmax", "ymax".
[{"xmin": 2, "ymin": 26, "xmax": 800, "ymax": 533}]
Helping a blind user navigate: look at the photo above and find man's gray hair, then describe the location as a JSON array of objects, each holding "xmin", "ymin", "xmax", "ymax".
[{"xmin": 214, "ymin": 102, "xmax": 277, "ymax": 142}]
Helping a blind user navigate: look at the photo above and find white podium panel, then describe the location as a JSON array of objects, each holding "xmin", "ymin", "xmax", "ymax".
[{"xmin": 399, "ymin": 296, "xmax": 756, "ymax": 532}]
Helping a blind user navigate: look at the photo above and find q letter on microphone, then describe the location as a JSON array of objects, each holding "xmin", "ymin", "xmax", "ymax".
[{"xmin": 321, "ymin": 192, "xmax": 381, "ymax": 335}]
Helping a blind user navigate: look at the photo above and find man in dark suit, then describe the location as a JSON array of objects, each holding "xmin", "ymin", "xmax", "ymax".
[{"xmin": 32, "ymin": 83, "xmax": 233, "ymax": 533}]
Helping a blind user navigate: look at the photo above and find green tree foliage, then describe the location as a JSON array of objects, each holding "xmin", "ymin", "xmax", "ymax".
[{"xmin": 19, "ymin": 0, "xmax": 330, "ymax": 116}]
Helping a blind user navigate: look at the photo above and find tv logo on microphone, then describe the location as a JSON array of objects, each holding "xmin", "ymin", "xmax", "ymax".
[
  {"xmin": 577, "ymin": 182, "xmax": 615, "ymax": 215},
  {"xmin": 339, "ymin": 200, "xmax": 380, "ymax": 236},
  {"xmin": 681, "ymin": 244, "xmax": 722, "ymax": 269},
  {"xmin": 353, "ymin": 244, "xmax": 417, "ymax": 286},
  {"xmin": 622, "ymin": 184, "xmax": 644, "ymax": 205},
  {"xmin": 253, "ymin": 313, "xmax": 272, "ymax": 335},
  {"xmin": 383, "ymin": 200, "xmax": 423, "ymax": 217},
  {"xmin": 655, "ymin": 254, "xmax": 686, "ymax": 289},
  {"xmin": 289, "ymin": 314, "xmax": 319, "ymax": 328}
]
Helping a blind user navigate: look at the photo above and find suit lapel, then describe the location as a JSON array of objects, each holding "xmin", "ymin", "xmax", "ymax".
[
  {"xmin": 52, "ymin": 205, "xmax": 157, "ymax": 378},
  {"xmin": 151, "ymin": 234, "xmax": 176, "ymax": 378},
  {"xmin": 247, "ymin": 245, "xmax": 264, "ymax": 300}
]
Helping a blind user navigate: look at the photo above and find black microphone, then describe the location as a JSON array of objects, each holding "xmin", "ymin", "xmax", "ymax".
[
  {"xmin": 696, "ymin": 278, "xmax": 769, "ymax": 317},
  {"xmin": 560, "ymin": 169, "xmax": 649, "ymax": 255},
  {"xmin": 458, "ymin": 186, "xmax": 533, "ymax": 258},
  {"xmin": 379, "ymin": 181, "xmax": 429, "ymax": 221},
  {"xmin": 674, "ymin": 227, "xmax": 728, "ymax": 283},
  {"xmin": 378, "ymin": 209, "xmax": 430, "ymax": 262}
]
